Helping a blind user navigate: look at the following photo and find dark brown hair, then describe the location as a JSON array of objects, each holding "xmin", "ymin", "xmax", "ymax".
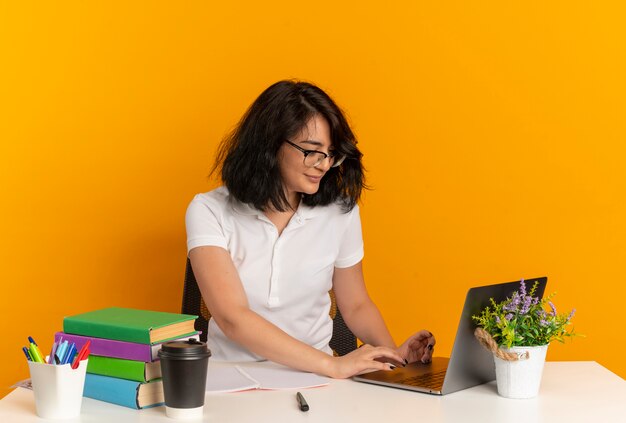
[{"xmin": 213, "ymin": 80, "xmax": 365, "ymax": 212}]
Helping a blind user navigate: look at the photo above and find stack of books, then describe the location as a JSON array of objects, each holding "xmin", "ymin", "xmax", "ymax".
[{"xmin": 56, "ymin": 307, "xmax": 198, "ymax": 409}]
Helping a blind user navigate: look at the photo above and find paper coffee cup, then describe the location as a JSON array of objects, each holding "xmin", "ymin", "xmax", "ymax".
[
  {"xmin": 28, "ymin": 359, "xmax": 88, "ymax": 419},
  {"xmin": 158, "ymin": 340, "xmax": 210, "ymax": 419}
]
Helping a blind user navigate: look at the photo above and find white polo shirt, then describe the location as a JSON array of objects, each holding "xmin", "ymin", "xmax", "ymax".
[{"xmin": 185, "ymin": 186, "xmax": 364, "ymax": 361}]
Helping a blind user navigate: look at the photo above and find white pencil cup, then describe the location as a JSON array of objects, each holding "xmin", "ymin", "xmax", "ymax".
[{"xmin": 27, "ymin": 359, "xmax": 88, "ymax": 419}]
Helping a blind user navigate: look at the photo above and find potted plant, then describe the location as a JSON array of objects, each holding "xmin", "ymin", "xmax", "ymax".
[{"xmin": 472, "ymin": 279, "xmax": 577, "ymax": 399}]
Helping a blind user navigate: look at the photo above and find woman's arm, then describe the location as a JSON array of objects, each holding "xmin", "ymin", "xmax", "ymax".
[
  {"xmin": 332, "ymin": 262, "xmax": 397, "ymax": 349},
  {"xmin": 333, "ymin": 261, "xmax": 436, "ymax": 364},
  {"xmin": 189, "ymin": 246, "xmax": 404, "ymax": 378}
]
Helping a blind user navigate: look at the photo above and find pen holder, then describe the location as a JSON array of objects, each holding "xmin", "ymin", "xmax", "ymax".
[{"xmin": 27, "ymin": 359, "xmax": 88, "ymax": 419}]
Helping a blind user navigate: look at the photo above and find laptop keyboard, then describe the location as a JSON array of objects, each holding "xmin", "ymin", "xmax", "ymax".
[{"xmin": 395, "ymin": 370, "xmax": 447, "ymax": 389}]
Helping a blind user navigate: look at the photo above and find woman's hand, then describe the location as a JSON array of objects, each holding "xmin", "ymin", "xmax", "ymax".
[
  {"xmin": 397, "ymin": 330, "xmax": 436, "ymax": 364},
  {"xmin": 328, "ymin": 344, "xmax": 405, "ymax": 379}
]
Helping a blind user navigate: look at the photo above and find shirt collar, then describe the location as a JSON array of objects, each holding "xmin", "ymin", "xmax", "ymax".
[
  {"xmin": 295, "ymin": 201, "xmax": 322, "ymax": 220},
  {"xmin": 229, "ymin": 197, "xmax": 322, "ymax": 220},
  {"xmin": 229, "ymin": 198, "xmax": 261, "ymax": 216}
]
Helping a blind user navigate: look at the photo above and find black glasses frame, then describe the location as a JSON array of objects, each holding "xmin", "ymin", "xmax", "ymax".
[{"xmin": 284, "ymin": 140, "xmax": 345, "ymax": 168}]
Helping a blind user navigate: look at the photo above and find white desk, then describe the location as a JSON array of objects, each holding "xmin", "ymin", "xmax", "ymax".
[{"xmin": 1, "ymin": 362, "xmax": 624, "ymax": 423}]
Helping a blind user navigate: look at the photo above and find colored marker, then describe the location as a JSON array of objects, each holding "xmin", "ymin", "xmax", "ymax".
[
  {"xmin": 29, "ymin": 343, "xmax": 45, "ymax": 363},
  {"xmin": 48, "ymin": 342, "xmax": 58, "ymax": 364},
  {"xmin": 22, "ymin": 347, "xmax": 33, "ymax": 362},
  {"xmin": 56, "ymin": 341, "xmax": 68, "ymax": 364},
  {"xmin": 59, "ymin": 342, "xmax": 72, "ymax": 364},
  {"xmin": 72, "ymin": 340, "xmax": 91, "ymax": 369},
  {"xmin": 63, "ymin": 343, "xmax": 77, "ymax": 365},
  {"xmin": 27, "ymin": 336, "xmax": 46, "ymax": 363}
]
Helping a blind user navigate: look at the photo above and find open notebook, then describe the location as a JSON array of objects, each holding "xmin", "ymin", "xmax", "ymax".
[{"xmin": 205, "ymin": 362, "xmax": 330, "ymax": 393}]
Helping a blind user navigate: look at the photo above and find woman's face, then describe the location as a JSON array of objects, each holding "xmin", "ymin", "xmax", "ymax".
[{"xmin": 278, "ymin": 114, "xmax": 333, "ymax": 206}]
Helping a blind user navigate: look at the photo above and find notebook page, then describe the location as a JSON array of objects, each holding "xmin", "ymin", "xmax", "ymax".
[
  {"xmin": 205, "ymin": 366, "xmax": 259, "ymax": 393},
  {"xmin": 238, "ymin": 364, "xmax": 330, "ymax": 390}
]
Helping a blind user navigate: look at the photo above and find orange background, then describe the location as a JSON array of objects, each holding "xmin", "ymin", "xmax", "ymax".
[{"xmin": 1, "ymin": 2, "xmax": 625, "ymax": 397}]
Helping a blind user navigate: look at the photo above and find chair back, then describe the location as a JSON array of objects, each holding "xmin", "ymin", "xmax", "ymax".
[{"xmin": 181, "ymin": 258, "xmax": 357, "ymax": 356}]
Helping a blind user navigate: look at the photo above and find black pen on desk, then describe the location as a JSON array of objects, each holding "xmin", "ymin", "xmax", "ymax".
[{"xmin": 296, "ymin": 392, "xmax": 309, "ymax": 412}]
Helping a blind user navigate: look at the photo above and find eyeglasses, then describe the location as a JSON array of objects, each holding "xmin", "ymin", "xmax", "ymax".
[{"xmin": 284, "ymin": 140, "xmax": 346, "ymax": 168}]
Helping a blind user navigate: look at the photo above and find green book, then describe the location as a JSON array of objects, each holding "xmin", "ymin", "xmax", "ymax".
[
  {"xmin": 87, "ymin": 355, "xmax": 162, "ymax": 382},
  {"xmin": 63, "ymin": 307, "xmax": 197, "ymax": 344}
]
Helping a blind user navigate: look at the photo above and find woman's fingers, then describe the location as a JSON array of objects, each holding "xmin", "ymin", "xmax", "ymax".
[
  {"xmin": 409, "ymin": 330, "xmax": 435, "ymax": 347},
  {"xmin": 336, "ymin": 338, "xmax": 439, "ymax": 378},
  {"xmin": 398, "ymin": 330, "xmax": 436, "ymax": 364},
  {"xmin": 359, "ymin": 344, "xmax": 404, "ymax": 364},
  {"xmin": 374, "ymin": 356, "xmax": 406, "ymax": 367},
  {"xmin": 341, "ymin": 344, "xmax": 404, "ymax": 376}
]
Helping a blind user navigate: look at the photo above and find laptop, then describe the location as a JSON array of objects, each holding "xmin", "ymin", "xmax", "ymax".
[{"xmin": 353, "ymin": 277, "xmax": 548, "ymax": 395}]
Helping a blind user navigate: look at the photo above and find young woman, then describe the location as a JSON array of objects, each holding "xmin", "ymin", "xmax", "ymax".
[{"xmin": 186, "ymin": 80, "xmax": 435, "ymax": 378}]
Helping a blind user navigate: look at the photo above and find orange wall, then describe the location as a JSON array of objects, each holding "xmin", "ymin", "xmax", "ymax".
[{"xmin": 2, "ymin": 2, "xmax": 625, "ymax": 397}]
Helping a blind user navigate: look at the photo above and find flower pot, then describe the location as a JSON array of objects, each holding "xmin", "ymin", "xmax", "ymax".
[{"xmin": 493, "ymin": 344, "xmax": 548, "ymax": 399}]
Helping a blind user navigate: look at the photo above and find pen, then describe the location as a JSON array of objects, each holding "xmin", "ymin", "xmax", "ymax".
[
  {"xmin": 72, "ymin": 340, "xmax": 91, "ymax": 369},
  {"xmin": 48, "ymin": 342, "xmax": 58, "ymax": 364},
  {"xmin": 29, "ymin": 342, "xmax": 45, "ymax": 363},
  {"xmin": 28, "ymin": 336, "xmax": 45, "ymax": 362},
  {"xmin": 296, "ymin": 392, "xmax": 309, "ymax": 412},
  {"xmin": 22, "ymin": 347, "xmax": 33, "ymax": 362},
  {"xmin": 63, "ymin": 343, "xmax": 77, "ymax": 365},
  {"xmin": 56, "ymin": 341, "xmax": 68, "ymax": 364}
]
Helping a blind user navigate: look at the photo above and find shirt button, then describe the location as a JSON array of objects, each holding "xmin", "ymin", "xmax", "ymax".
[{"xmin": 268, "ymin": 297, "xmax": 280, "ymax": 308}]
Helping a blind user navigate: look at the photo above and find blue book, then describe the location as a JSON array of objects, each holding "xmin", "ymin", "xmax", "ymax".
[{"xmin": 83, "ymin": 373, "xmax": 164, "ymax": 409}]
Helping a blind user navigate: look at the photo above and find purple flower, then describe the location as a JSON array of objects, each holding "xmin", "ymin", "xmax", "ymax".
[
  {"xmin": 536, "ymin": 309, "xmax": 548, "ymax": 326},
  {"xmin": 549, "ymin": 301, "xmax": 557, "ymax": 316},
  {"xmin": 495, "ymin": 316, "xmax": 501, "ymax": 324},
  {"xmin": 504, "ymin": 292, "xmax": 521, "ymax": 312},
  {"xmin": 505, "ymin": 313, "xmax": 514, "ymax": 321},
  {"xmin": 520, "ymin": 296, "xmax": 532, "ymax": 314},
  {"xmin": 567, "ymin": 308, "xmax": 576, "ymax": 321},
  {"xmin": 519, "ymin": 279, "xmax": 527, "ymax": 298}
]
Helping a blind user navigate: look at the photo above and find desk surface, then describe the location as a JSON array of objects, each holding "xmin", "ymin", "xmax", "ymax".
[{"xmin": 1, "ymin": 361, "xmax": 624, "ymax": 423}]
